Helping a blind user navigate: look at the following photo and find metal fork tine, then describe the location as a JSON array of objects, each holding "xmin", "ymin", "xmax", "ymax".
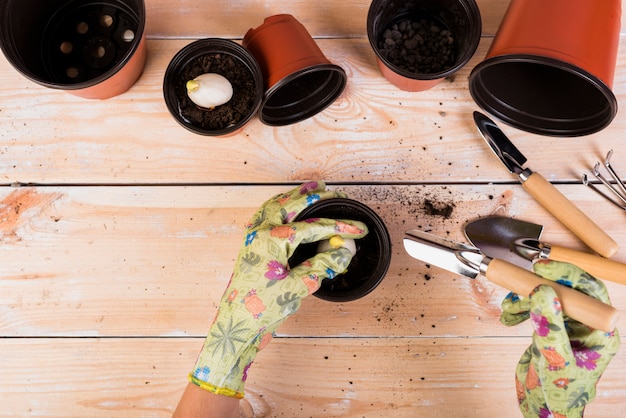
[
  {"xmin": 583, "ymin": 174, "xmax": 626, "ymax": 210},
  {"xmin": 592, "ymin": 162, "xmax": 626, "ymax": 206},
  {"xmin": 604, "ymin": 149, "xmax": 626, "ymax": 198}
]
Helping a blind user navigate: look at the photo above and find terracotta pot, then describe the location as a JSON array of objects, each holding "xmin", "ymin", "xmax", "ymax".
[
  {"xmin": 0, "ymin": 0, "xmax": 147, "ymax": 99},
  {"xmin": 242, "ymin": 14, "xmax": 347, "ymax": 126},
  {"xmin": 289, "ymin": 198, "xmax": 392, "ymax": 302},
  {"xmin": 367, "ymin": 0, "xmax": 481, "ymax": 92},
  {"xmin": 163, "ymin": 39, "xmax": 264, "ymax": 137},
  {"xmin": 469, "ymin": 0, "xmax": 621, "ymax": 137}
]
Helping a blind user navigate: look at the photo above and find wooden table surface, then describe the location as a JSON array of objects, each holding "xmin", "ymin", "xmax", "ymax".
[{"xmin": 2, "ymin": 1, "xmax": 626, "ymax": 416}]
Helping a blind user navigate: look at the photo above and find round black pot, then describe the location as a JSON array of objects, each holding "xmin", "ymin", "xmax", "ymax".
[
  {"xmin": 290, "ymin": 198, "xmax": 392, "ymax": 302},
  {"xmin": 367, "ymin": 0, "xmax": 481, "ymax": 91},
  {"xmin": 0, "ymin": 0, "xmax": 146, "ymax": 99},
  {"xmin": 163, "ymin": 38, "xmax": 264, "ymax": 137}
]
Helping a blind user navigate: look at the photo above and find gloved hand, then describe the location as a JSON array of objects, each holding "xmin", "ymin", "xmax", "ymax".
[
  {"xmin": 189, "ymin": 181, "xmax": 368, "ymax": 398},
  {"xmin": 501, "ymin": 260, "xmax": 621, "ymax": 418}
]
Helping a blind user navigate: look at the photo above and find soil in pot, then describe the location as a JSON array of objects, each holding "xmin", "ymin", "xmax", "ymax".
[
  {"xmin": 378, "ymin": 17, "xmax": 457, "ymax": 74},
  {"xmin": 175, "ymin": 53, "xmax": 257, "ymax": 131}
]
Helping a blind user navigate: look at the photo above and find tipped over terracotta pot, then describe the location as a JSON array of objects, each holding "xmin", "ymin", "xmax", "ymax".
[
  {"xmin": 242, "ymin": 14, "xmax": 347, "ymax": 126},
  {"xmin": 469, "ymin": 0, "xmax": 621, "ymax": 136}
]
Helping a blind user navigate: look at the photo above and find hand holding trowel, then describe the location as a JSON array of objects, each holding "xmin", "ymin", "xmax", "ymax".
[
  {"xmin": 474, "ymin": 111, "xmax": 618, "ymax": 258},
  {"xmin": 403, "ymin": 229, "xmax": 619, "ymax": 332},
  {"xmin": 465, "ymin": 215, "xmax": 626, "ymax": 286}
]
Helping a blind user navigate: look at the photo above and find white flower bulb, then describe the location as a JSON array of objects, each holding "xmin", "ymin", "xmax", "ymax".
[{"xmin": 186, "ymin": 73, "xmax": 233, "ymax": 109}]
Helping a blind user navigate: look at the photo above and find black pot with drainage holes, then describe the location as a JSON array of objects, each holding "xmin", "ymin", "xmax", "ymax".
[{"xmin": 0, "ymin": 0, "xmax": 146, "ymax": 99}]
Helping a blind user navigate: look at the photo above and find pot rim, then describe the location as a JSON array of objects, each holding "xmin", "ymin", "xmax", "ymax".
[
  {"xmin": 0, "ymin": 0, "xmax": 147, "ymax": 91},
  {"xmin": 162, "ymin": 38, "xmax": 264, "ymax": 136},
  {"xmin": 469, "ymin": 54, "xmax": 618, "ymax": 137},
  {"xmin": 366, "ymin": 0, "xmax": 482, "ymax": 82},
  {"xmin": 292, "ymin": 197, "xmax": 392, "ymax": 302},
  {"xmin": 258, "ymin": 63, "xmax": 347, "ymax": 126}
]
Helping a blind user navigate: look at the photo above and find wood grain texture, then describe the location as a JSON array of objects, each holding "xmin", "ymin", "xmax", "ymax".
[
  {"xmin": 1, "ymin": 37, "xmax": 626, "ymax": 184},
  {"xmin": 1, "ymin": 0, "xmax": 625, "ymax": 416},
  {"xmin": 1, "ymin": 338, "xmax": 625, "ymax": 417},
  {"xmin": 144, "ymin": 0, "xmax": 512, "ymax": 39},
  {"xmin": 2, "ymin": 184, "xmax": 626, "ymax": 339}
]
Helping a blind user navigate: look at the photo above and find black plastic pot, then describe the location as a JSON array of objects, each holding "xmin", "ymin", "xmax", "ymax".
[
  {"xmin": 367, "ymin": 0, "xmax": 481, "ymax": 91},
  {"xmin": 289, "ymin": 198, "xmax": 392, "ymax": 302},
  {"xmin": 0, "ymin": 0, "xmax": 146, "ymax": 99},
  {"xmin": 163, "ymin": 38, "xmax": 264, "ymax": 137}
]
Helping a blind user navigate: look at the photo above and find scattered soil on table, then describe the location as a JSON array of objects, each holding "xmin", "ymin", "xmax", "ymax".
[
  {"xmin": 378, "ymin": 17, "xmax": 457, "ymax": 74},
  {"xmin": 346, "ymin": 185, "xmax": 458, "ymax": 227},
  {"xmin": 423, "ymin": 198, "xmax": 455, "ymax": 219},
  {"xmin": 175, "ymin": 53, "xmax": 257, "ymax": 131}
]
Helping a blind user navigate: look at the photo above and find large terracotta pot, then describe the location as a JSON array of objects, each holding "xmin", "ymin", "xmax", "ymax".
[{"xmin": 469, "ymin": 0, "xmax": 621, "ymax": 136}]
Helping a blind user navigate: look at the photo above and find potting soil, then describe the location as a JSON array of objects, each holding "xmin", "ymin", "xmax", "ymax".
[{"xmin": 378, "ymin": 18, "xmax": 457, "ymax": 75}]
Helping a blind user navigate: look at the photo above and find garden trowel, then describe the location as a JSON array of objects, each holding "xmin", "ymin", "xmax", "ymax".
[
  {"xmin": 403, "ymin": 229, "xmax": 618, "ymax": 332},
  {"xmin": 474, "ymin": 111, "xmax": 618, "ymax": 258},
  {"xmin": 464, "ymin": 216, "xmax": 626, "ymax": 286}
]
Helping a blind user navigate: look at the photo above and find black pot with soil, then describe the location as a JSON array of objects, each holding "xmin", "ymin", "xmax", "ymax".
[
  {"xmin": 163, "ymin": 39, "xmax": 263, "ymax": 136},
  {"xmin": 367, "ymin": 0, "xmax": 481, "ymax": 91},
  {"xmin": 289, "ymin": 198, "xmax": 392, "ymax": 302}
]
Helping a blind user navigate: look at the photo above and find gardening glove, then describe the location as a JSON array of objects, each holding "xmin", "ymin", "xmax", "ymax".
[
  {"xmin": 189, "ymin": 181, "xmax": 369, "ymax": 398},
  {"xmin": 501, "ymin": 260, "xmax": 620, "ymax": 418}
]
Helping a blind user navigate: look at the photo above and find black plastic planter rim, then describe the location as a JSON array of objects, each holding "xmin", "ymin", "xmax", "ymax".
[
  {"xmin": 0, "ymin": 0, "xmax": 146, "ymax": 90},
  {"xmin": 162, "ymin": 38, "xmax": 264, "ymax": 136},
  {"xmin": 469, "ymin": 54, "xmax": 618, "ymax": 137},
  {"xmin": 259, "ymin": 63, "xmax": 347, "ymax": 126},
  {"xmin": 291, "ymin": 198, "xmax": 392, "ymax": 302},
  {"xmin": 366, "ymin": 0, "xmax": 482, "ymax": 81}
]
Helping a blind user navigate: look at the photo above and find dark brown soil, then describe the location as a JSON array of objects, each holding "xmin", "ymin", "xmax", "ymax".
[
  {"xmin": 175, "ymin": 53, "xmax": 257, "ymax": 131},
  {"xmin": 378, "ymin": 17, "xmax": 457, "ymax": 74}
]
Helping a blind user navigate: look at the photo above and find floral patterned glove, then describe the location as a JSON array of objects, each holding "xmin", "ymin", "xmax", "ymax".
[
  {"xmin": 501, "ymin": 260, "xmax": 621, "ymax": 418},
  {"xmin": 189, "ymin": 181, "xmax": 368, "ymax": 398}
]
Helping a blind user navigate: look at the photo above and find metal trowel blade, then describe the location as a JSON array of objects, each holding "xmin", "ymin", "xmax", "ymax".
[{"xmin": 464, "ymin": 216, "xmax": 543, "ymax": 270}]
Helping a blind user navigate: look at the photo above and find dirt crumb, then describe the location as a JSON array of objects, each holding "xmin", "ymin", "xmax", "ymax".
[{"xmin": 423, "ymin": 199, "xmax": 455, "ymax": 219}]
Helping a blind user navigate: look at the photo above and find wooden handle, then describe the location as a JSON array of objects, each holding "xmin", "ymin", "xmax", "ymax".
[
  {"xmin": 550, "ymin": 245, "xmax": 626, "ymax": 286},
  {"xmin": 522, "ymin": 172, "xmax": 618, "ymax": 258},
  {"xmin": 486, "ymin": 258, "xmax": 619, "ymax": 332}
]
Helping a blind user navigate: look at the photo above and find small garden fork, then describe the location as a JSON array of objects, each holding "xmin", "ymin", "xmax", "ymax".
[{"xmin": 583, "ymin": 149, "xmax": 626, "ymax": 210}]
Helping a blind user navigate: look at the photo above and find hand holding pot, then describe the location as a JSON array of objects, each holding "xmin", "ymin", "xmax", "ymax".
[
  {"xmin": 189, "ymin": 181, "xmax": 368, "ymax": 398},
  {"xmin": 501, "ymin": 261, "xmax": 620, "ymax": 417}
]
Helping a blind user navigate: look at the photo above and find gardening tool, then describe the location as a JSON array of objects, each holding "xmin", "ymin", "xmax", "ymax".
[
  {"xmin": 474, "ymin": 111, "xmax": 618, "ymax": 258},
  {"xmin": 583, "ymin": 149, "xmax": 626, "ymax": 211},
  {"xmin": 403, "ymin": 229, "xmax": 619, "ymax": 332},
  {"xmin": 464, "ymin": 216, "xmax": 626, "ymax": 286}
]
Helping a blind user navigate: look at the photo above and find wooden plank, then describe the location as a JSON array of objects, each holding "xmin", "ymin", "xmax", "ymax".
[
  {"xmin": 143, "ymin": 0, "xmax": 626, "ymax": 39},
  {"xmin": 2, "ymin": 2, "xmax": 626, "ymax": 416},
  {"xmin": 0, "ymin": 337, "xmax": 623, "ymax": 417},
  {"xmin": 1, "ymin": 38, "xmax": 626, "ymax": 185},
  {"xmin": 2, "ymin": 184, "xmax": 625, "ymax": 338},
  {"xmin": 144, "ymin": 0, "xmax": 512, "ymax": 39}
]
